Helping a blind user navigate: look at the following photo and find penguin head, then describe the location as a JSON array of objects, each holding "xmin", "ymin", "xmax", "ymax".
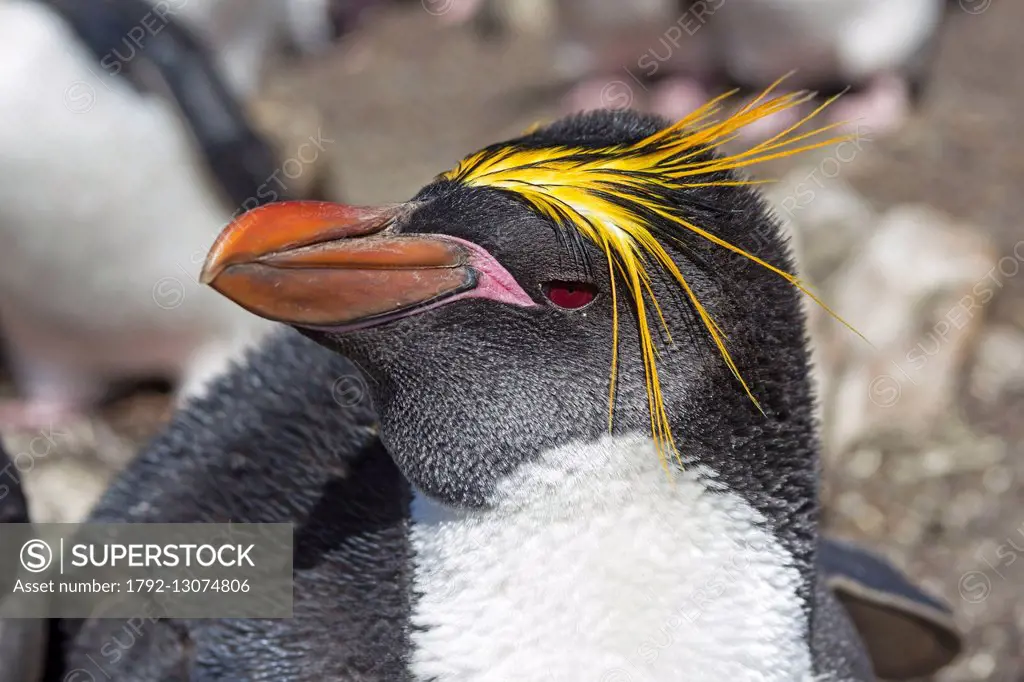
[{"xmin": 201, "ymin": 93, "xmax": 846, "ymax": 509}]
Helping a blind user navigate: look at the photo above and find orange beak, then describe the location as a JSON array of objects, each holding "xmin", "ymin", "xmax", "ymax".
[{"xmin": 200, "ymin": 201, "xmax": 535, "ymax": 329}]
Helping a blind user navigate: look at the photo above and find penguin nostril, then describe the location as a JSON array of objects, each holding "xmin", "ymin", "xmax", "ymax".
[{"xmin": 541, "ymin": 281, "xmax": 598, "ymax": 310}]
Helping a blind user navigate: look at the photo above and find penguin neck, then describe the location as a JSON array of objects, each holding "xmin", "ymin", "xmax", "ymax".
[{"xmin": 408, "ymin": 432, "xmax": 815, "ymax": 681}]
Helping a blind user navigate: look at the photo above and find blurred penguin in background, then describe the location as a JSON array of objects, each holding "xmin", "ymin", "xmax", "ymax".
[
  {"xmin": 455, "ymin": 0, "xmax": 949, "ymax": 140},
  {"xmin": 172, "ymin": 0, "xmax": 383, "ymax": 94},
  {"xmin": 647, "ymin": 0, "xmax": 949, "ymax": 140},
  {"xmin": 0, "ymin": 0, "xmax": 361, "ymax": 428}
]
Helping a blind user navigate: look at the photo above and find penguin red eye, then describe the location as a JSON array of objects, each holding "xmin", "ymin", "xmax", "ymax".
[{"xmin": 541, "ymin": 281, "xmax": 598, "ymax": 310}]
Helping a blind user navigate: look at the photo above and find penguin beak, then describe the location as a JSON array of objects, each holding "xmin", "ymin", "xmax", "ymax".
[{"xmin": 200, "ymin": 201, "xmax": 534, "ymax": 330}]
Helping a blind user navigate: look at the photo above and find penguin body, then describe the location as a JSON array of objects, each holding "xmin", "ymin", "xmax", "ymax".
[
  {"xmin": 60, "ymin": 334, "xmax": 410, "ymax": 680},
  {"xmin": 52, "ymin": 333, "xmax": 958, "ymax": 681},
  {"xmin": 47, "ymin": 107, "xmax": 959, "ymax": 680},
  {"xmin": 0, "ymin": 0, "xmax": 340, "ymax": 423}
]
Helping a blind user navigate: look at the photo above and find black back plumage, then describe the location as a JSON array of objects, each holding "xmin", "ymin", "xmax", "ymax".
[
  {"xmin": 0, "ymin": 440, "xmax": 59, "ymax": 682},
  {"xmin": 54, "ymin": 330, "xmax": 413, "ymax": 681}
]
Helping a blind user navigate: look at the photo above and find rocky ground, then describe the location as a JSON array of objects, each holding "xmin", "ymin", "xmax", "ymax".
[{"xmin": 3, "ymin": 2, "xmax": 1023, "ymax": 680}]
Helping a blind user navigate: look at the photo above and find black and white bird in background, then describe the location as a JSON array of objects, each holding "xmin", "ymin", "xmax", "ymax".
[
  {"xmin": 452, "ymin": 0, "xmax": 951, "ymax": 141},
  {"xmin": 0, "ymin": 0, "xmax": 365, "ymax": 427}
]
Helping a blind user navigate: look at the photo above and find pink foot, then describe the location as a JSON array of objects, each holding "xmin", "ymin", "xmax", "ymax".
[
  {"xmin": 649, "ymin": 77, "xmax": 710, "ymax": 122},
  {"xmin": 562, "ymin": 76, "xmax": 639, "ymax": 114},
  {"xmin": 826, "ymin": 74, "xmax": 911, "ymax": 138},
  {"xmin": 0, "ymin": 398, "xmax": 85, "ymax": 432}
]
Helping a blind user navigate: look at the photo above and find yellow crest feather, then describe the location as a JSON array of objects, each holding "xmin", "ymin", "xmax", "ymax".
[{"xmin": 442, "ymin": 78, "xmax": 864, "ymax": 468}]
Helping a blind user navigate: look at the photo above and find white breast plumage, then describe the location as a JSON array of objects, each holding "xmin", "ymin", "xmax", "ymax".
[{"xmin": 409, "ymin": 433, "xmax": 813, "ymax": 681}]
